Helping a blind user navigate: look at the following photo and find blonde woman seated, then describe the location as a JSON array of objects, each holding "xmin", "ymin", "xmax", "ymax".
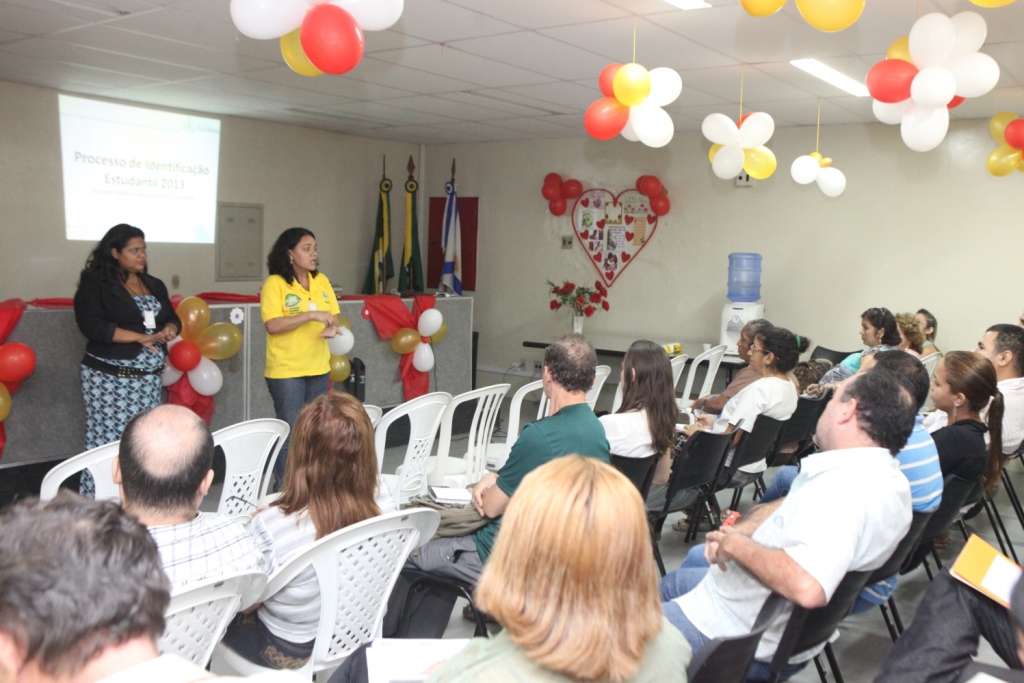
[
  {"xmin": 428, "ymin": 456, "xmax": 691, "ymax": 683},
  {"xmin": 220, "ymin": 392, "xmax": 395, "ymax": 669},
  {"xmin": 895, "ymin": 312, "xmax": 925, "ymax": 357}
]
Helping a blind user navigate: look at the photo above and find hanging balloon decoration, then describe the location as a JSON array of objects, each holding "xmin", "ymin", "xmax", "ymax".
[
  {"xmin": 866, "ymin": 12, "xmax": 1000, "ymax": 152},
  {"xmin": 388, "ymin": 308, "xmax": 443, "ymax": 374},
  {"xmin": 790, "ymin": 101, "xmax": 847, "ymax": 197},
  {"xmin": 541, "ymin": 173, "xmax": 584, "ymax": 216},
  {"xmin": 739, "ymin": 0, "xmax": 865, "ymax": 32},
  {"xmin": 969, "ymin": 0, "xmax": 1017, "ymax": 5},
  {"xmin": 986, "ymin": 112, "xmax": 1024, "ymax": 176},
  {"xmin": 327, "ymin": 315, "xmax": 356, "ymax": 382},
  {"xmin": 703, "ymin": 69, "xmax": 777, "ymax": 181},
  {"xmin": 230, "ymin": 0, "xmax": 404, "ymax": 76},
  {"xmin": 164, "ymin": 297, "xmax": 243, "ymax": 398},
  {"xmin": 0, "ymin": 342, "xmax": 36, "ymax": 424}
]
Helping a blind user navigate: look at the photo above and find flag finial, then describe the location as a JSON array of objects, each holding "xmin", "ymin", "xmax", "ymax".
[
  {"xmin": 407, "ymin": 155, "xmax": 416, "ymax": 180},
  {"xmin": 450, "ymin": 158, "xmax": 456, "ymax": 182}
]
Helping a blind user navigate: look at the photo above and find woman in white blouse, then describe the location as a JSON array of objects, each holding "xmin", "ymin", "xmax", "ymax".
[{"xmin": 220, "ymin": 392, "xmax": 394, "ymax": 669}]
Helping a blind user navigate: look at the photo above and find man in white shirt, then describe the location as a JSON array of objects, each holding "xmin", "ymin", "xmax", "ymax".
[
  {"xmin": 113, "ymin": 404, "xmax": 270, "ymax": 590},
  {"xmin": 976, "ymin": 324, "xmax": 1024, "ymax": 455},
  {"xmin": 660, "ymin": 372, "xmax": 915, "ymax": 681}
]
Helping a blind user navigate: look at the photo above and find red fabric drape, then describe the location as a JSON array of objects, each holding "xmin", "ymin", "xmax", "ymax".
[
  {"xmin": 195, "ymin": 292, "xmax": 261, "ymax": 304},
  {"xmin": 361, "ymin": 295, "xmax": 437, "ymax": 401},
  {"xmin": 26, "ymin": 298, "xmax": 73, "ymax": 310},
  {"xmin": 165, "ymin": 374, "xmax": 216, "ymax": 425},
  {"xmin": 0, "ymin": 299, "xmax": 29, "ymax": 458}
]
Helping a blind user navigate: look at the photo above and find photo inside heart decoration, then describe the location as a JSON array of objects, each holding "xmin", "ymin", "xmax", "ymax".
[{"xmin": 572, "ymin": 188, "xmax": 658, "ymax": 288}]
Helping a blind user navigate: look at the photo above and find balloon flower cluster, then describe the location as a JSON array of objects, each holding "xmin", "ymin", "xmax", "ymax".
[
  {"xmin": 230, "ymin": 0, "xmax": 403, "ymax": 76},
  {"xmin": 163, "ymin": 297, "xmax": 243, "ymax": 396},
  {"xmin": 634, "ymin": 175, "xmax": 671, "ymax": 216},
  {"xmin": 326, "ymin": 317, "xmax": 356, "ymax": 382},
  {"xmin": 790, "ymin": 153, "xmax": 846, "ymax": 197},
  {"xmin": 585, "ymin": 63, "xmax": 682, "ymax": 148},
  {"xmin": 0, "ymin": 343, "xmax": 35, "ymax": 425},
  {"xmin": 703, "ymin": 112, "xmax": 778, "ymax": 180},
  {"xmin": 739, "ymin": 0, "xmax": 864, "ymax": 32},
  {"xmin": 541, "ymin": 174, "xmax": 584, "ymax": 217},
  {"xmin": 388, "ymin": 308, "xmax": 445, "ymax": 373},
  {"xmin": 867, "ymin": 12, "xmax": 999, "ymax": 152},
  {"xmin": 987, "ymin": 112, "xmax": 1024, "ymax": 177}
]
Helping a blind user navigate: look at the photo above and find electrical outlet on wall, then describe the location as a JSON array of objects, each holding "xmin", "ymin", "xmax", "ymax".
[
  {"xmin": 533, "ymin": 361, "xmax": 543, "ymax": 374},
  {"xmin": 561, "ymin": 236, "xmax": 573, "ymax": 249},
  {"xmin": 736, "ymin": 172, "xmax": 752, "ymax": 187}
]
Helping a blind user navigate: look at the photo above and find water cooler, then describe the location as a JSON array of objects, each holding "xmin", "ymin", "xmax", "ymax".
[{"xmin": 720, "ymin": 253, "xmax": 765, "ymax": 355}]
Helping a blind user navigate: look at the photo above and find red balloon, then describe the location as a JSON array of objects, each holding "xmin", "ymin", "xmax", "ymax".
[
  {"xmin": 561, "ymin": 179, "xmax": 583, "ymax": 199},
  {"xmin": 947, "ymin": 96, "xmax": 965, "ymax": 109},
  {"xmin": 635, "ymin": 175, "xmax": 650, "ymax": 193},
  {"xmin": 0, "ymin": 343, "xmax": 35, "ymax": 383},
  {"xmin": 169, "ymin": 340, "xmax": 202, "ymax": 372},
  {"xmin": 584, "ymin": 97, "xmax": 629, "ymax": 140},
  {"xmin": 3, "ymin": 380, "xmax": 21, "ymax": 394},
  {"xmin": 300, "ymin": 4, "xmax": 364, "ymax": 75},
  {"xmin": 598, "ymin": 63, "xmax": 622, "ymax": 98},
  {"xmin": 549, "ymin": 197, "xmax": 567, "ymax": 216},
  {"xmin": 866, "ymin": 59, "xmax": 918, "ymax": 104},
  {"xmin": 738, "ymin": 112, "xmax": 754, "ymax": 127},
  {"xmin": 541, "ymin": 182, "xmax": 563, "ymax": 200},
  {"xmin": 543, "ymin": 172, "xmax": 562, "ymax": 186},
  {"xmin": 650, "ymin": 193, "xmax": 670, "ymax": 216},
  {"xmin": 639, "ymin": 176, "xmax": 663, "ymax": 197},
  {"xmin": 1004, "ymin": 119, "xmax": 1024, "ymax": 151}
]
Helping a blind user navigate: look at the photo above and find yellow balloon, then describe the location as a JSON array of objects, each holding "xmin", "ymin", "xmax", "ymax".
[
  {"xmin": 329, "ymin": 355, "xmax": 351, "ymax": 382},
  {"xmin": 794, "ymin": 0, "xmax": 865, "ymax": 32},
  {"xmin": 970, "ymin": 0, "xmax": 1016, "ymax": 6},
  {"xmin": 195, "ymin": 322, "xmax": 243, "ymax": 360},
  {"xmin": 743, "ymin": 146, "xmax": 777, "ymax": 180},
  {"xmin": 990, "ymin": 112, "xmax": 1018, "ymax": 145},
  {"xmin": 431, "ymin": 321, "xmax": 448, "ymax": 344},
  {"xmin": 739, "ymin": 0, "xmax": 787, "ymax": 16},
  {"xmin": 887, "ymin": 36, "xmax": 912, "ymax": 63},
  {"xmin": 390, "ymin": 327, "xmax": 421, "ymax": 355},
  {"xmin": 986, "ymin": 145, "xmax": 1023, "ymax": 177},
  {"xmin": 280, "ymin": 29, "xmax": 323, "ymax": 77},
  {"xmin": 335, "ymin": 314, "xmax": 351, "ymax": 330},
  {"xmin": 709, "ymin": 143, "xmax": 723, "ymax": 164},
  {"xmin": 0, "ymin": 382, "xmax": 9, "ymax": 422},
  {"xmin": 612, "ymin": 63, "xmax": 651, "ymax": 107},
  {"xmin": 176, "ymin": 297, "xmax": 211, "ymax": 341}
]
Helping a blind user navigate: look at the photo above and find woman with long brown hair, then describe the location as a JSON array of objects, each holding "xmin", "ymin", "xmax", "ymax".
[{"xmin": 220, "ymin": 392, "xmax": 393, "ymax": 669}]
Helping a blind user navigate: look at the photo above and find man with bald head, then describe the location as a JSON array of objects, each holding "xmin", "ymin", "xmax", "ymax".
[{"xmin": 113, "ymin": 404, "xmax": 269, "ymax": 589}]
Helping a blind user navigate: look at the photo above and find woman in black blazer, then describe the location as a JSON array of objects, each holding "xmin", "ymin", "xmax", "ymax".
[{"xmin": 73, "ymin": 224, "xmax": 180, "ymax": 496}]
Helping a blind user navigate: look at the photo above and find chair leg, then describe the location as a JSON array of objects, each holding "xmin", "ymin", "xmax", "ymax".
[
  {"xmin": 984, "ymin": 496, "xmax": 1019, "ymax": 563},
  {"xmin": 651, "ymin": 523, "xmax": 666, "ymax": 577},
  {"xmin": 931, "ymin": 547, "xmax": 944, "ymax": 571},
  {"xmin": 923, "ymin": 556, "xmax": 934, "ymax": 581},
  {"xmin": 813, "ymin": 655, "xmax": 829, "ymax": 683},
  {"xmin": 1001, "ymin": 469, "xmax": 1024, "ymax": 534},
  {"xmin": 958, "ymin": 519, "xmax": 970, "ymax": 542},
  {"xmin": 730, "ymin": 487, "xmax": 743, "ymax": 511},
  {"xmin": 880, "ymin": 603, "xmax": 899, "ymax": 643},
  {"xmin": 685, "ymin": 500, "xmax": 703, "ymax": 544},
  {"xmin": 889, "ymin": 596, "xmax": 905, "ymax": 634},
  {"xmin": 824, "ymin": 643, "xmax": 844, "ymax": 683}
]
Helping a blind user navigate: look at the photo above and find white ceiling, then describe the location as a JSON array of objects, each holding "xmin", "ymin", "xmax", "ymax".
[{"xmin": 1, "ymin": 0, "xmax": 1023, "ymax": 144}]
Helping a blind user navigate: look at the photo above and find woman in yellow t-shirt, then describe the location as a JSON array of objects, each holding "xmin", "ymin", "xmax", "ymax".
[{"xmin": 261, "ymin": 227, "xmax": 340, "ymax": 487}]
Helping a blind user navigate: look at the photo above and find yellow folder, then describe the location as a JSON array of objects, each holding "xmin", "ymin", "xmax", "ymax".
[{"xmin": 950, "ymin": 534, "xmax": 1022, "ymax": 609}]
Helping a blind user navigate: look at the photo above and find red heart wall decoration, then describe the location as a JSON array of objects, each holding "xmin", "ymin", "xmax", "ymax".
[{"xmin": 571, "ymin": 188, "xmax": 658, "ymax": 288}]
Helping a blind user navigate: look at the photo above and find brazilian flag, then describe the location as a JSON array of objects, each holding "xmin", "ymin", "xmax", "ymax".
[
  {"xmin": 399, "ymin": 177, "xmax": 424, "ymax": 292},
  {"xmin": 362, "ymin": 178, "xmax": 395, "ymax": 294}
]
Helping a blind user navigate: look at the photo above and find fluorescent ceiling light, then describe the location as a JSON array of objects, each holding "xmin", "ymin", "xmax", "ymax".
[
  {"xmin": 790, "ymin": 59, "xmax": 869, "ymax": 97},
  {"xmin": 663, "ymin": 0, "xmax": 712, "ymax": 9}
]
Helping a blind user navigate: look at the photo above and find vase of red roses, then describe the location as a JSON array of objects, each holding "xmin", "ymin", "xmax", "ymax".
[{"xmin": 548, "ymin": 279, "xmax": 609, "ymax": 335}]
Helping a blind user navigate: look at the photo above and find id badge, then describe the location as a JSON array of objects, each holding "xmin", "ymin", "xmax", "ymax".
[
  {"xmin": 143, "ymin": 310, "xmax": 156, "ymax": 330},
  {"xmin": 308, "ymin": 303, "xmax": 318, "ymax": 311}
]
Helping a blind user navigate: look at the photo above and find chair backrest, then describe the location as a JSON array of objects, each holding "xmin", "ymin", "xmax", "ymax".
[
  {"xmin": 658, "ymin": 430, "xmax": 736, "ymax": 517},
  {"xmin": 364, "ymin": 404, "xmax": 384, "ymax": 428},
  {"xmin": 160, "ymin": 570, "xmax": 267, "ymax": 668},
  {"xmin": 585, "ymin": 365, "xmax": 612, "ymax": 410},
  {"xmin": 429, "ymin": 384, "xmax": 510, "ymax": 486},
  {"xmin": 211, "ymin": 419, "xmax": 290, "ymax": 515},
  {"xmin": 40, "ymin": 441, "xmax": 121, "ymax": 502},
  {"xmin": 920, "ymin": 352, "xmax": 941, "ymax": 377},
  {"xmin": 491, "ymin": 379, "xmax": 544, "ymax": 469},
  {"xmin": 901, "ymin": 475, "xmax": 977, "ymax": 574},
  {"xmin": 259, "ymin": 508, "xmax": 440, "ymax": 675},
  {"xmin": 680, "ymin": 345, "xmax": 727, "ymax": 407},
  {"xmin": 810, "ymin": 346, "xmax": 859, "ymax": 367},
  {"xmin": 613, "ymin": 355, "xmax": 690, "ymax": 414},
  {"xmin": 725, "ymin": 414, "xmax": 787, "ymax": 476},
  {"xmin": 687, "ymin": 593, "xmax": 790, "ymax": 683},
  {"xmin": 374, "ymin": 392, "xmax": 451, "ymax": 503},
  {"xmin": 867, "ymin": 509, "xmax": 934, "ymax": 583},
  {"xmin": 610, "ymin": 453, "xmax": 660, "ymax": 501},
  {"xmin": 765, "ymin": 397, "xmax": 821, "ymax": 468}
]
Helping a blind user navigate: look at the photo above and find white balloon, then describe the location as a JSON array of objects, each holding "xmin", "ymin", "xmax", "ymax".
[
  {"xmin": 412, "ymin": 342, "xmax": 434, "ymax": 373},
  {"xmin": 911, "ymin": 66, "xmax": 957, "ymax": 108},
  {"xmin": 166, "ymin": 335, "xmax": 183, "ymax": 350},
  {"xmin": 816, "ymin": 167, "xmax": 847, "ymax": 198},
  {"xmin": 620, "ymin": 118, "xmax": 640, "ymax": 142},
  {"xmin": 946, "ymin": 52, "xmax": 1000, "ymax": 98},
  {"xmin": 417, "ymin": 309, "xmax": 443, "ymax": 337},
  {"xmin": 630, "ymin": 103, "xmax": 674, "ymax": 148},
  {"xmin": 950, "ymin": 11, "xmax": 987, "ymax": 59},
  {"xmin": 909, "ymin": 13, "xmax": 957, "ymax": 69},
  {"xmin": 737, "ymin": 112, "xmax": 775, "ymax": 148},
  {"xmin": 901, "ymin": 103, "xmax": 950, "ymax": 152},
  {"xmin": 327, "ymin": 327, "xmax": 355, "ymax": 356},
  {"xmin": 331, "ymin": 0, "xmax": 403, "ymax": 31},
  {"xmin": 702, "ymin": 113, "xmax": 739, "ymax": 146},
  {"xmin": 161, "ymin": 364, "xmax": 183, "ymax": 387},
  {"xmin": 188, "ymin": 357, "xmax": 224, "ymax": 396},
  {"xmin": 230, "ymin": 0, "xmax": 308, "ymax": 40},
  {"xmin": 647, "ymin": 67, "xmax": 683, "ymax": 108},
  {"xmin": 711, "ymin": 144, "xmax": 745, "ymax": 180},
  {"xmin": 873, "ymin": 98, "xmax": 909, "ymax": 125},
  {"xmin": 790, "ymin": 155, "xmax": 820, "ymax": 185}
]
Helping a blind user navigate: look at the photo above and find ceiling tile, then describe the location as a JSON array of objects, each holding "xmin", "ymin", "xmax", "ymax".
[
  {"xmin": 0, "ymin": 37, "xmax": 210, "ymax": 80},
  {"xmin": 378, "ymin": 94, "xmax": 528, "ymax": 121},
  {"xmin": 320, "ymin": 100, "xmax": 458, "ymax": 125},
  {"xmin": 445, "ymin": 0, "xmax": 629, "ymax": 29},
  {"xmin": 450, "ymin": 31, "xmax": 610, "ymax": 80},
  {"xmin": 740, "ymin": 98, "xmax": 872, "ymax": 126},
  {"xmin": 107, "ymin": 8, "xmax": 281, "ymax": 61},
  {"xmin": 363, "ymin": 30, "xmax": 431, "ymax": 54},
  {"xmin": 0, "ymin": 49, "xmax": 160, "ymax": 88},
  {"xmin": 482, "ymin": 81, "xmax": 598, "ymax": 112},
  {"xmin": 435, "ymin": 91, "xmax": 568, "ymax": 117},
  {"xmin": 345, "ymin": 57, "xmax": 479, "ymax": 95},
  {"xmin": 387, "ymin": 0, "xmax": 521, "ymax": 43},
  {"xmin": 986, "ymin": 42, "xmax": 1024, "ymax": 87},
  {"xmin": 370, "ymin": 44, "xmax": 556, "ymax": 88},
  {"xmin": 681, "ymin": 65, "xmax": 817, "ymax": 102},
  {"xmin": 753, "ymin": 59, "xmax": 872, "ymax": 99},
  {"xmin": 180, "ymin": 74, "xmax": 354, "ymax": 108},
  {"xmin": 949, "ymin": 85, "xmax": 1024, "ymax": 120},
  {"xmin": 245, "ymin": 65, "xmax": 415, "ymax": 101},
  {"xmin": 487, "ymin": 116, "xmax": 585, "ymax": 137},
  {"xmin": 0, "ymin": 2, "xmax": 95, "ymax": 35}
]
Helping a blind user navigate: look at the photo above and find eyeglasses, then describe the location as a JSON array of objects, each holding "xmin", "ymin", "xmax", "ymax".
[{"xmin": 751, "ymin": 347, "xmax": 768, "ymax": 355}]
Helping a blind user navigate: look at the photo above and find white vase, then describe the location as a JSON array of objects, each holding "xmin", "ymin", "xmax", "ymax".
[{"xmin": 572, "ymin": 314, "xmax": 584, "ymax": 335}]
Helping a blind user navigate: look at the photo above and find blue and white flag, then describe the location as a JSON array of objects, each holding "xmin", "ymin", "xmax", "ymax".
[{"xmin": 441, "ymin": 180, "xmax": 462, "ymax": 295}]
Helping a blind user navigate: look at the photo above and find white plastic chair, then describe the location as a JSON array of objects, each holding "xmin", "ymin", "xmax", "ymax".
[
  {"xmin": 40, "ymin": 441, "xmax": 121, "ymax": 502},
  {"xmin": 920, "ymin": 352, "xmax": 941, "ymax": 377},
  {"xmin": 160, "ymin": 570, "xmax": 267, "ymax": 669},
  {"xmin": 375, "ymin": 392, "xmax": 451, "ymax": 505},
  {"xmin": 585, "ymin": 365, "xmax": 612, "ymax": 411},
  {"xmin": 212, "ymin": 418, "xmax": 290, "ymax": 517},
  {"xmin": 211, "ymin": 508, "xmax": 440, "ymax": 681},
  {"xmin": 678, "ymin": 344, "xmax": 728, "ymax": 419},
  {"xmin": 427, "ymin": 384, "xmax": 510, "ymax": 489},
  {"xmin": 610, "ymin": 354, "xmax": 690, "ymax": 413},
  {"xmin": 484, "ymin": 379, "xmax": 544, "ymax": 471},
  {"xmin": 363, "ymin": 404, "xmax": 383, "ymax": 428}
]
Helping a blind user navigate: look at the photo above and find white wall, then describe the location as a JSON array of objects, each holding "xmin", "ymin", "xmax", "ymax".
[
  {"xmin": 0, "ymin": 79, "xmax": 420, "ymax": 299},
  {"xmin": 425, "ymin": 119, "xmax": 1024, "ymax": 372}
]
